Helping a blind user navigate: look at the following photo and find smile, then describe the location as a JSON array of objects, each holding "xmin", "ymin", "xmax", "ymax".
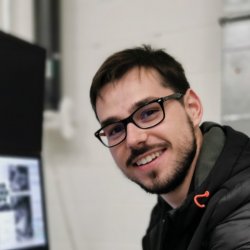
[{"xmin": 136, "ymin": 150, "xmax": 163, "ymax": 166}]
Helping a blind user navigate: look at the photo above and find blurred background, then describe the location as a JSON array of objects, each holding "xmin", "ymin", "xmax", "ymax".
[{"xmin": 0, "ymin": 0, "xmax": 250, "ymax": 249}]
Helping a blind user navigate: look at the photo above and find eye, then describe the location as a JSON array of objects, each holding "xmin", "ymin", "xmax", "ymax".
[
  {"xmin": 140, "ymin": 109, "xmax": 159, "ymax": 120},
  {"xmin": 137, "ymin": 104, "xmax": 161, "ymax": 123},
  {"xmin": 105, "ymin": 123, "xmax": 125, "ymax": 139}
]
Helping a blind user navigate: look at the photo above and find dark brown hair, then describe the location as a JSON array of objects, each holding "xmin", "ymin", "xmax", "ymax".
[{"xmin": 90, "ymin": 45, "xmax": 190, "ymax": 117}]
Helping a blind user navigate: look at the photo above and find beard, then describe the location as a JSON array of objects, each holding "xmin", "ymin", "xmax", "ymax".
[{"xmin": 128, "ymin": 116, "xmax": 197, "ymax": 195}]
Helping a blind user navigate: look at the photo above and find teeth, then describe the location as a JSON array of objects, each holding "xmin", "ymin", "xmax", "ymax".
[{"xmin": 136, "ymin": 151, "xmax": 161, "ymax": 166}]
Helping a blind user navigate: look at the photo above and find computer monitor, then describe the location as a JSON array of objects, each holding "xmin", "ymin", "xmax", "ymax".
[
  {"xmin": 0, "ymin": 31, "xmax": 45, "ymax": 154},
  {"xmin": 0, "ymin": 155, "xmax": 48, "ymax": 250}
]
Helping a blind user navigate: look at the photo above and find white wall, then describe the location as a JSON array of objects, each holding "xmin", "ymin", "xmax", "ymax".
[
  {"xmin": 1, "ymin": 1, "xmax": 223, "ymax": 250},
  {"xmin": 0, "ymin": 0, "xmax": 34, "ymax": 41}
]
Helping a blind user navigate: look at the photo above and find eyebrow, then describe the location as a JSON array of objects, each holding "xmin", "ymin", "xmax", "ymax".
[
  {"xmin": 100, "ymin": 96, "xmax": 159, "ymax": 127},
  {"xmin": 100, "ymin": 117, "xmax": 120, "ymax": 127},
  {"xmin": 129, "ymin": 96, "xmax": 157, "ymax": 113}
]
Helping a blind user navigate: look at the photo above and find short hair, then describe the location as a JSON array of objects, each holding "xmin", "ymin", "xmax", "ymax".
[{"xmin": 90, "ymin": 45, "xmax": 190, "ymax": 117}]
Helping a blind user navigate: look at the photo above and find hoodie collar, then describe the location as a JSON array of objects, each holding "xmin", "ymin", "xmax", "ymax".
[{"xmin": 193, "ymin": 122, "xmax": 226, "ymax": 188}]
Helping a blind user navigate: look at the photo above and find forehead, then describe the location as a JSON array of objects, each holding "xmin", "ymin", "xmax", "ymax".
[{"xmin": 96, "ymin": 67, "xmax": 172, "ymax": 122}]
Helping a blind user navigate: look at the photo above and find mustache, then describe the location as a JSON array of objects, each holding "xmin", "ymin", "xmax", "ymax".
[{"xmin": 126, "ymin": 143, "xmax": 170, "ymax": 167}]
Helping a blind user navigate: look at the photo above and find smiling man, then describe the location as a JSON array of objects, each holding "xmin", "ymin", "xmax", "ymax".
[{"xmin": 90, "ymin": 45, "xmax": 250, "ymax": 249}]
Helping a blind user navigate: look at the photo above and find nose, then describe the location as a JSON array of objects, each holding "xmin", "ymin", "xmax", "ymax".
[{"xmin": 125, "ymin": 123, "xmax": 148, "ymax": 148}]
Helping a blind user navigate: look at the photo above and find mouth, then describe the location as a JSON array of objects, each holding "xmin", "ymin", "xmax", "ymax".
[{"xmin": 134, "ymin": 149, "xmax": 165, "ymax": 167}]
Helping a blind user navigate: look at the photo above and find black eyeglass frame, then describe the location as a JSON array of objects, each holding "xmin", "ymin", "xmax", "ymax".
[{"xmin": 95, "ymin": 92, "xmax": 184, "ymax": 148}]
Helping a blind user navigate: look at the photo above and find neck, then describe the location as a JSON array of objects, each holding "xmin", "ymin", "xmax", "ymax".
[{"xmin": 161, "ymin": 128, "xmax": 203, "ymax": 208}]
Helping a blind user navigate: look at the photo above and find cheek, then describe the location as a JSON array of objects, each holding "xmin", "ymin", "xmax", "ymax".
[
  {"xmin": 144, "ymin": 112, "xmax": 188, "ymax": 147},
  {"xmin": 164, "ymin": 108, "xmax": 190, "ymax": 134},
  {"xmin": 110, "ymin": 148, "xmax": 126, "ymax": 168}
]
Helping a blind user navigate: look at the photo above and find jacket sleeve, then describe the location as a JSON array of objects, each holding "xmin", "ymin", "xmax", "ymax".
[{"xmin": 207, "ymin": 201, "xmax": 250, "ymax": 249}]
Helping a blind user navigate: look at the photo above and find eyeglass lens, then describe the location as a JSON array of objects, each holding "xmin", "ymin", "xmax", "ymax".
[{"xmin": 99, "ymin": 101, "xmax": 164, "ymax": 147}]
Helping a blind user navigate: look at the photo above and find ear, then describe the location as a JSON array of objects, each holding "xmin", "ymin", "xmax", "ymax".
[{"xmin": 183, "ymin": 89, "xmax": 203, "ymax": 128}]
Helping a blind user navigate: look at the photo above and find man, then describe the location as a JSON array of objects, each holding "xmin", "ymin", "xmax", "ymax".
[{"xmin": 89, "ymin": 45, "xmax": 250, "ymax": 249}]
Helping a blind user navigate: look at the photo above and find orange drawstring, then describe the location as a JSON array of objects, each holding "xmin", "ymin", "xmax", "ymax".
[{"xmin": 194, "ymin": 191, "xmax": 210, "ymax": 208}]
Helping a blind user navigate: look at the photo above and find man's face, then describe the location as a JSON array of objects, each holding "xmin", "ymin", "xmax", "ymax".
[{"xmin": 96, "ymin": 67, "xmax": 201, "ymax": 194}]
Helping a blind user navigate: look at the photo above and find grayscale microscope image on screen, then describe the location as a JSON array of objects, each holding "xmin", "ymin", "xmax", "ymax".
[{"xmin": 0, "ymin": 156, "xmax": 47, "ymax": 250}]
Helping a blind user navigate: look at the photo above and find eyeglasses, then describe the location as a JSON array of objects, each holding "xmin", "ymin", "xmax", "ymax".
[{"xmin": 95, "ymin": 92, "xmax": 184, "ymax": 148}]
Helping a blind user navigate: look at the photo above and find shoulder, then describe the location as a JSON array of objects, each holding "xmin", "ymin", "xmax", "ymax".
[
  {"xmin": 207, "ymin": 201, "xmax": 250, "ymax": 249},
  {"xmin": 206, "ymin": 177, "xmax": 250, "ymax": 249}
]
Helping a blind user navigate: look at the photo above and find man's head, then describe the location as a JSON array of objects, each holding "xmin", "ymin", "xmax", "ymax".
[{"xmin": 90, "ymin": 45, "xmax": 203, "ymax": 195}]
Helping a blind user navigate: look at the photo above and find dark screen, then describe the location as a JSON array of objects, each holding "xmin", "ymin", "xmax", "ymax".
[{"xmin": 0, "ymin": 31, "xmax": 45, "ymax": 154}]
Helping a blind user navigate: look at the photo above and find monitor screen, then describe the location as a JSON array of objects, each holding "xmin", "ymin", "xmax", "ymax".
[{"xmin": 0, "ymin": 155, "xmax": 48, "ymax": 250}]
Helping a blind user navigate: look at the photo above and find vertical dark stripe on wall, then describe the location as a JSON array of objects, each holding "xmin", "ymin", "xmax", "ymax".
[{"xmin": 34, "ymin": 0, "xmax": 61, "ymax": 110}]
